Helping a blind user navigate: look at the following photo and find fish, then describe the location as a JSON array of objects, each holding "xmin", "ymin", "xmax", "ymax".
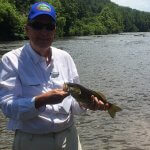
[{"xmin": 63, "ymin": 82, "xmax": 122, "ymax": 118}]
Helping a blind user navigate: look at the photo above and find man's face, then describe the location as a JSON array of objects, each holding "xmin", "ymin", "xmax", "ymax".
[{"xmin": 26, "ymin": 15, "xmax": 56, "ymax": 52}]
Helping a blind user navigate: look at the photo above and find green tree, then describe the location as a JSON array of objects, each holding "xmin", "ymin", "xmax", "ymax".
[
  {"xmin": 121, "ymin": 8, "xmax": 139, "ymax": 32},
  {"xmin": 0, "ymin": 1, "xmax": 26, "ymax": 40},
  {"xmin": 1, "ymin": 0, "xmax": 150, "ymax": 41},
  {"xmin": 100, "ymin": 5, "xmax": 123, "ymax": 33},
  {"xmin": 60, "ymin": 0, "xmax": 79, "ymax": 36}
]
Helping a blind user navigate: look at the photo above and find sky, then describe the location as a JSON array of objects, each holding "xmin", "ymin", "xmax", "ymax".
[{"xmin": 111, "ymin": 0, "xmax": 150, "ymax": 12}]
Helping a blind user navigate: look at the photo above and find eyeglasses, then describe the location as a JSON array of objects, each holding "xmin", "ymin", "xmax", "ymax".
[{"xmin": 29, "ymin": 22, "xmax": 56, "ymax": 31}]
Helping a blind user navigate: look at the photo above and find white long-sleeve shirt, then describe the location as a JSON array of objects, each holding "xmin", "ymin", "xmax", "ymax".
[{"xmin": 0, "ymin": 43, "xmax": 85, "ymax": 134}]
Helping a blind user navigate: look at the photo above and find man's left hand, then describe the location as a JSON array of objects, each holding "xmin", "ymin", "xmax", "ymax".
[{"xmin": 80, "ymin": 95, "xmax": 109, "ymax": 111}]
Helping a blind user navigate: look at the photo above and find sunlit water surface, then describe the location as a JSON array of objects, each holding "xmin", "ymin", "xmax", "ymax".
[{"xmin": 0, "ymin": 33, "xmax": 150, "ymax": 150}]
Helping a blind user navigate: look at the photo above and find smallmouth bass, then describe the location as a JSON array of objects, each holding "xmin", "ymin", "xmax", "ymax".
[{"xmin": 63, "ymin": 82, "xmax": 122, "ymax": 118}]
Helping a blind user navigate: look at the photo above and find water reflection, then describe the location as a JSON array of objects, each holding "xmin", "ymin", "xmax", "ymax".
[{"xmin": 0, "ymin": 33, "xmax": 150, "ymax": 150}]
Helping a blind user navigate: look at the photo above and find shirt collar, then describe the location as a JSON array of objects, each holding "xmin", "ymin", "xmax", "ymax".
[{"xmin": 28, "ymin": 43, "xmax": 54, "ymax": 64}]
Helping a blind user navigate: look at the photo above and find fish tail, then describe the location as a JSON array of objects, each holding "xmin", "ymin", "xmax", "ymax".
[{"xmin": 108, "ymin": 104, "xmax": 122, "ymax": 118}]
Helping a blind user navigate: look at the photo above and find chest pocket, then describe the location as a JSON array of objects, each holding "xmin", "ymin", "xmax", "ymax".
[
  {"xmin": 18, "ymin": 64, "xmax": 44, "ymax": 97},
  {"xmin": 50, "ymin": 69, "xmax": 71, "ymax": 89},
  {"xmin": 20, "ymin": 79, "xmax": 44, "ymax": 97},
  {"xmin": 50, "ymin": 66, "xmax": 66, "ymax": 89}
]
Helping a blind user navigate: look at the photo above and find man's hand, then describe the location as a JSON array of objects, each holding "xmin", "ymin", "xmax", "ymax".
[
  {"xmin": 35, "ymin": 89, "xmax": 69, "ymax": 109},
  {"xmin": 80, "ymin": 95, "xmax": 109, "ymax": 111}
]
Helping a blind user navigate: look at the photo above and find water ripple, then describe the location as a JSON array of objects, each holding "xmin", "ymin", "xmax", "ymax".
[{"xmin": 1, "ymin": 33, "xmax": 150, "ymax": 149}]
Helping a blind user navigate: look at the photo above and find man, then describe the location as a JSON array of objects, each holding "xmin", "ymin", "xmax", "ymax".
[{"xmin": 0, "ymin": 2, "xmax": 108, "ymax": 150}]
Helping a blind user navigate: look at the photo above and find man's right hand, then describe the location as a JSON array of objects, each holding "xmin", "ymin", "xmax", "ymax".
[{"xmin": 35, "ymin": 89, "xmax": 69, "ymax": 109}]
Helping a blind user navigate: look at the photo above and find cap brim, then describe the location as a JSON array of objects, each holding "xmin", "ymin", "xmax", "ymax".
[{"xmin": 29, "ymin": 12, "xmax": 56, "ymax": 22}]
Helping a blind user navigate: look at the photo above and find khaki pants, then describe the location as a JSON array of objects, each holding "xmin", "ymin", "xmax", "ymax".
[{"xmin": 13, "ymin": 125, "xmax": 82, "ymax": 150}]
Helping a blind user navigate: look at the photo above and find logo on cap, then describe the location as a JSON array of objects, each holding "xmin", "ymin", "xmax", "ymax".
[{"xmin": 37, "ymin": 3, "xmax": 51, "ymax": 12}]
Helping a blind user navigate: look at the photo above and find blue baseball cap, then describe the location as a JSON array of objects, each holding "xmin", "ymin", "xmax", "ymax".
[{"xmin": 28, "ymin": 2, "xmax": 56, "ymax": 22}]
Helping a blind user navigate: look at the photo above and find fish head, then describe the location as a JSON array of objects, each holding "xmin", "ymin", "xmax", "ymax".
[
  {"xmin": 63, "ymin": 83, "xmax": 81, "ymax": 99},
  {"xmin": 63, "ymin": 83, "xmax": 69, "ymax": 92}
]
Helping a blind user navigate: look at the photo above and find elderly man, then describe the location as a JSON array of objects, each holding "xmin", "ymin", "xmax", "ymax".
[{"xmin": 0, "ymin": 2, "xmax": 107, "ymax": 150}]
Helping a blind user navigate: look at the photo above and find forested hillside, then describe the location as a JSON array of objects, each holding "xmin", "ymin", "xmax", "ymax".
[{"xmin": 0, "ymin": 0, "xmax": 150, "ymax": 41}]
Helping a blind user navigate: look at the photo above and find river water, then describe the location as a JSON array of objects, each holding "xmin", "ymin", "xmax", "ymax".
[{"xmin": 0, "ymin": 33, "xmax": 150, "ymax": 150}]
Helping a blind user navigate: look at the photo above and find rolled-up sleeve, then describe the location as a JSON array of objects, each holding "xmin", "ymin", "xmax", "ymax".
[{"xmin": 0, "ymin": 55, "xmax": 45, "ymax": 121}]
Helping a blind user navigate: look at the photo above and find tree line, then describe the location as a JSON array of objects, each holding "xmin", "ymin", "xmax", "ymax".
[{"xmin": 0, "ymin": 0, "xmax": 150, "ymax": 41}]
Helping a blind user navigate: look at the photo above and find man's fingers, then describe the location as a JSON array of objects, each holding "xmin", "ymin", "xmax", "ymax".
[
  {"xmin": 84, "ymin": 95, "xmax": 109, "ymax": 111},
  {"xmin": 105, "ymin": 103, "xmax": 110, "ymax": 110},
  {"xmin": 90, "ymin": 95, "xmax": 102, "ymax": 110},
  {"xmin": 53, "ymin": 89, "xmax": 69, "ymax": 96},
  {"xmin": 98, "ymin": 99, "xmax": 105, "ymax": 110},
  {"xmin": 91, "ymin": 95, "xmax": 108, "ymax": 111}
]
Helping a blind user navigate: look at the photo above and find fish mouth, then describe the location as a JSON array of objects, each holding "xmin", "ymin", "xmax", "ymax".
[{"xmin": 63, "ymin": 83, "xmax": 69, "ymax": 92}]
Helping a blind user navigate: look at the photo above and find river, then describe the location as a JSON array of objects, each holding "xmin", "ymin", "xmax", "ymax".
[{"xmin": 0, "ymin": 33, "xmax": 150, "ymax": 150}]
